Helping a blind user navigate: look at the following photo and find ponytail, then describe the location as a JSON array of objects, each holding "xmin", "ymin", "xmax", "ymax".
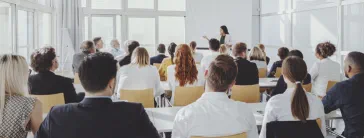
[{"xmin": 291, "ymin": 82, "xmax": 310, "ymax": 122}]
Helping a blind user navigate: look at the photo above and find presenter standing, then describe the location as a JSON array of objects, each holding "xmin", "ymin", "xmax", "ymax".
[{"xmin": 203, "ymin": 25, "xmax": 233, "ymax": 53}]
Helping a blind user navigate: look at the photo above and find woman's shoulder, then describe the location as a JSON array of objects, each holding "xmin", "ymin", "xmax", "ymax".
[{"xmin": 6, "ymin": 95, "xmax": 37, "ymax": 105}]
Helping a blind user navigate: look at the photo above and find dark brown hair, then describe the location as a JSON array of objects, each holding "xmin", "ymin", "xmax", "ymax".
[
  {"xmin": 31, "ymin": 47, "xmax": 56, "ymax": 72},
  {"xmin": 168, "ymin": 42, "xmax": 177, "ymax": 64},
  {"xmin": 278, "ymin": 47, "xmax": 289, "ymax": 60},
  {"xmin": 190, "ymin": 41, "xmax": 197, "ymax": 50},
  {"xmin": 157, "ymin": 44, "xmax": 166, "ymax": 54},
  {"xmin": 174, "ymin": 44, "xmax": 198, "ymax": 86},
  {"xmin": 207, "ymin": 55, "xmax": 237, "ymax": 92},
  {"xmin": 282, "ymin": 56, "xmax": 309, "ymax": 122},
  {"xmin": 232, "ymin": 42, "xmax": 247, "ymax": 57},
  {"xmin": 93, "ymin": 37, "xmax": 102, "ymax": 45},
  {"xmin": 80, "ymin": 40, "xmax": 95, "ymax": 53},
  {"xmin": 316, "ymin": 42, "xmax": 336, "ymax": 58},
  {"xmin": 127, "ymin": 41, "xmax": 140, "ymax": 55}
]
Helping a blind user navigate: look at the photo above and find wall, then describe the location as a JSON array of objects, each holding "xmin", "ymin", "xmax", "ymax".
[{"xmin": 186, "ymin": 0, "xmax": 254, "ymax": 48}]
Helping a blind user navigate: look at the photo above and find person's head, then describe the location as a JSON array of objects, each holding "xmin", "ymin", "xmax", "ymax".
[
  {"xmin": 174, "ymin": 44, "xmax": 198, "ymax": 86},
  {"xmin": 157, "ymin": 44, "xmax": 166, "ymax": 54},
  {"xmin": 189, "ymin": 41, "xmax": 197, "ymax": 52},
  {"xmin": 205, "ymin": 55, "xmax": 237, "ymax": 92},
  {"xmin": 344, "ymin": 51, "xmax": 364, "ymax": 78},
  {"xmin": 248, "ymin": 47, "xmax": 265, "ymax": 61},
  {"xmin": 233, "ymin": 42, "xmax": 247, "ymax": 58},
  {"xmin": 282, "ymin": 56, "xmax": 309, "ymax": 122},
  {"xmin": 219, "ymin": 44, "xmax": 228, "ymax": 55},
  {"xmin": 93, "ymin": 37, "xmax": 103, "ymax": 50},
  {"xmin": 80, "ymin": 40, "xmax": 96, "ymax": 54},
  {"xmin": 31, "ymin": 47, "xmax": 58, "ymax": 72},
  {"xmin": 110, "ymin": 39, "xmax": 120, "ymax": 49},
  {"xmin": 79, "ymin": 52, "xmax": 117, "ymax": 96},
  {"xmin": 127, "ymin": 40, "xmax": 140, "ymax": 55},
  {"xmin": 288, "ymin": 49, "xmax": 304, "ymax": 59},
  {"xmin": 209, "ymin": 38, "xmax": 220, "ymax": 52},
  {"xmin": 258, "ymin": 44, "xmax": 265, "ymax": 52},
  {"xmin": 278, "ymin": 47, "xmax": 289, "ymax": 60},
  {"xmin": 315, "ymin": 42, "xmax": 336, "ymax": 59},
  {"xmin": 220, "ymin": 25, "xmax": 229, "ymax": 35},
  {"xmin": 168, "ymin": 42, "xmax": 178, "ymax": 64},
  {"xmin": 131, "ymin": 47, "xmax": 150, "ymax": 67}
]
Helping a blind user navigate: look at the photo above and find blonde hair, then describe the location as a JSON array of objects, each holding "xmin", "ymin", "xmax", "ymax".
[
  {"xmin": 249, "ymin": 46, "xmax": 265, "ymax": 61},
  {"xmin": 131, "ymin": 47, "xmax": 150, "ymax": 67},
  {"xmin": 0, "ymin": 55, "xmax": 29, "ymax": 123},
  {"xmin": 219, "ymin": 44, "xmax": 228, "ymax": 55}
]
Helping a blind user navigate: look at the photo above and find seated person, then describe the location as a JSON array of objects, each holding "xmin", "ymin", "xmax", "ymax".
[
  {"xmin": 158, "ymin": 42, "xmax": 177, "ymax": 81},
  {"xmin": 35, "ymin": 52, "xmax": 159, "ymax": 138},
  {"xmin": 29, "ymin": 47, "xmax": 84, "ymax": 103},
  {"xmin": 323, "ymin": 52, "xmax": 364, "ymax": 138},
  {"xmin": 172, "ymin": 55, "xmax": 258, "ymax": 138},
  {"xmin": 258, "ymin": 44, "xmax": 270, "ymax": 65},
  {"xmin": 270, "ymin": 50, "xmax": 311, "ymax": 98},
  {"xmin": 219, "ymin": 44, "xmax": 229, "ymax": 55},
  {"xmin": 267, "ymin": 47, "xmax": 289, "ymax": 77},
  {"xmin": 93, "ymin": 37, "xmax": 103, "ymax": 52},
  {"xmin": 248, "ymin": 46, "xmax": 267, "ymax": 69},
  {"xmin": 201, "ymin": 39, "xmax": 221, "ymax": 72},
  {"xmin": 150, "ymin": 43, "xmax": 167, "ymax": 65},
  {"xmin": 109, "ymin": 39, "xmax": 124, "ymax": 58},
  {"xmin": 190, "ymin": 41, "xmax": 203, "ymax": 63},
  {"xmin": 233, "ymin": 42, "xmax": 258, "ymax": 85},
  {"xmin": 259, "ymin": 56, "xmax": 326, "ymax": 138},
  {"xmin": 72, "ymin": 40, "xmax": 96, "ymax": 73},
  {"xmin": 119, "ymin": 40, "xmax": 140, "ymax": 67}
]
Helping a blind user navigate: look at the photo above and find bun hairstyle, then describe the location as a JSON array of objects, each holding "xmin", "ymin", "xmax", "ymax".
[
  {"xmin": 316, "ymin": 42, "xmax": 336, "ymax": 58},
  {"xmin": 168, "ymin": 42, "xmax": 177, "ymax": 64},
  {"xmin": 282, "ymin": 56, "xmax": 309, "ymax": 122}
]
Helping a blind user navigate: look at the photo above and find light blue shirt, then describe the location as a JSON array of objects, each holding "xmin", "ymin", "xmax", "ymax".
[{"xmin": 110, "ymin": 48, "xmax": 124, "ymax": 57}]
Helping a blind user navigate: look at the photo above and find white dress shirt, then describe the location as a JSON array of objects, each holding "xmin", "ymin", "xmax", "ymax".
[
  {"xmin": 250, "ymin": 60, "xmax": 267, "ymax": 69},
  {"xmin": 309, "ymin": 58, "xmax": 341, "ymax": 96},
  {"xmin": 259, "ymin": 88, "xmax": 326, "ymax": 138},
  {"xmin": 201, "ymin": 51, "xmax": 220, "ymax": 71},
  {"xmin": 172, "ymin": 92, "xmax": 258, "ymax": 138},
  {"xmin": 116, "ymin": 64, "xmax": 164, "ymax": 98},
  {"xmin": 167, "ymin": 65, "xmax": 205, "ymax": 104},
  {"xmin": 193, "ymin": 52, "xmax": 204, "ymax": 63}
]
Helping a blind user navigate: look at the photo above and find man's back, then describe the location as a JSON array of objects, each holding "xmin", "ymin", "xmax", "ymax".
[
  {"xmin": 150, "ymin": 54, "xmax": 167, "ymax": 65},
  {"xmin": 323, "ymin": 73, "xmax": 364, "ymax": 137},
  {"xmin": 72, "ymin": 52, "xmax": 88, "ymax": 73},
  {"xmin": 35, "ymin": 98, "xmax": 159, "ymax": 138},
  {"xmin": 201, "ymin": 51, "xmax": 220, "ymax": 71},
  {"xmin": 235, "ymin": 57, "xmax": 259, "ymax": 85}
]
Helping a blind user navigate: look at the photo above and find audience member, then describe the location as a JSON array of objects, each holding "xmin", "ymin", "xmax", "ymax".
[
  {"xmin": 0, "ymin": 55, "xmax": 42, "ymax": 138},
  {"xmin": 259, "ymin": 56, "xmax": 326, "ymax": 138},
  {"xmin": 117, "ymin": 47, "xmax": 164, "ymax": 99},
  {"xmin": 72, "ymin": 40, "xmax": 96, "ymax": 73},
  {"xmin": 258, "ymin": 44, "xmax": 270, "ymax": 65},
  {"xmin": 29, "ymin": 47, "xmax": 85, "ymax": 103},
  {"xmin": 150, "ymin": 44, "xmax": 167, "ymax": 65},
  {"xmin": 118, "ymin": 40, "xmax": 140, "ymax": 67},
  {"xmin": 269, "ymin": 50, "xmax": 312, "ymax": 98},
  {"xmin": 172, "ymin": 55, "xmax": 258, "ymax": 138},
  {"xmin": 310, "ymin": 42, "xmax": 340, "ymax": 97},
  {"xmin": 267, "ymin": 47, "xmax": 289, "ymax": 77},
  {"xmin": 189, "ymin": 41, "xmax": 203, "ymax": 63},
  {"xmin": 219, "ymin": 44, "xmax": 229, "ymax": 55},
  {"xmin": 109, "ymin": 39, "xmax": 124, "ymax": 58},
  {"xmin": 248, "ymin": 46, "xmax": 267, "ymax": 69},
  {"xmin": 201, "ymin": 38, "xmax": 220, "ymax": 71},
  {"xmin": 167, "ymin": 44, "xmax": 205, "ymax": 104},
  {"xmin": 36, "ymin": 52, "xmax": 159, "ymax": 138},
  {"xmin": 322, "ymin": 51, "xmax": 364, "ymax": 138},
  {"xmin": 233, "ymin": 42, "xmax": 259, "ymax": 85},
  {"xmin": 93, "ymin": 37, "xmax": 103, "ymax": 52},
  {"xmin": 158, "ymin": 42, "xmax": 177, "ymax": 81}
]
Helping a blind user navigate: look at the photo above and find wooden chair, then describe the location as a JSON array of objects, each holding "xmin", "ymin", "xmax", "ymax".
[
  {"xmin": 174, "ymin": 86, "xmax": 204, "ymax": 106},
  {"xmin": 231, "ymin": 85, "xmax": 260, "ymax": 103},
  {"xmin": 302, "ymin": 83, "xmax": 312, "ymax": 92},
  {"xmin": 192, "ymin": 133, "xmax": 247, "ymax": 138},
  {"xmin": 31, "ymin": 93, "xmax": 65, "ymax": 113},
  {"xmin": 258, "ymin": 68, "xmax": 267, "ymax": 78},
  {"xmin": 274, "ymin": 67, "xmax": 282, "ymax": 78},
  {"xmin": 119, "ymin": 88, "xmax": 154, "ymax": 108},
  {"xmin": 153, "ymin": 63, "xmax": 161, "ymax": 69},
  {"xmin": 74, "ymin": 73, "xmax": 81, "ymax": 84},
  {"xmin": 326, "ymin": 81, "xmax": 338, "ymax": 92}
]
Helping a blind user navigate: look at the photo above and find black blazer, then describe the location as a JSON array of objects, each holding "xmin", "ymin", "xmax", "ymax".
[
  {"xmin": 268, "ymin": 60, "xmax": 283, "ymax": 77},
  {"xmin": 266, "ymin": 120, "xmax": 324, "ymax": 138},
  {"xmin": 119, "ymin": 55, "xmax": 131, "ymax": 67},
  {"xmin": 28, "ymin": 71, "xmax": 84, "ymax": 103},
  {"xmin": 234, "ymin": 57, "xmax": 259, "ymax": 85},
  {"xmin": 150, "ymin": 54, "xmax": 167, "ymax": 65},
  {"xmin": 35, "ymin": 98, "xmax": 159, "ymax": 138},
  {"xmin": 265, "ymin": 56, "xmax": 270, "ymax": 65},
  {"xmin": 270, "ymin": 74, "xmax": 311, "ymax": 98}
]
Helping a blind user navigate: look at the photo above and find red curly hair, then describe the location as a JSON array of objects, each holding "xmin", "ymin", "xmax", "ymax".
[{"xmin": 174, "ymin": 44, "xmax": 198, "ymax": 86}]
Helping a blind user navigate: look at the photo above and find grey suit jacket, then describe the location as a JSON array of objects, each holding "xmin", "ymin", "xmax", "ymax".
[{"xmin": 72, "ymin": 52, "xmax": 88, "ymax": 73}]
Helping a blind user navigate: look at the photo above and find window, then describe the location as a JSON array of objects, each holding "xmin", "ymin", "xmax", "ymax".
[
  {"xmin": 39, "ymin": 12, "xmax": 52, "ymax": 48},
  {"xmin": 84, "ymin": 16, "xmax": 89, "ymax": 40},
  {"xmin": 158, "ymin": 0, "xmax": 186, "ymax": 11},
  {"xmin": 128, "ymin": 17, "xmax": 155, "ymax": 56},
  {"xmin": 343, "ymin": 3, "xmax": 364, "ymax": 52},
  {"xmin": 17, "ymin": 10, "xmax": 34, "ymax": 61},
  {"xmin": 0, "ymin": 2, "xmax": 12, "ymax": 54},
  {"xmin": 159, "ymin": 16, "xmax": 185, "ymax": 45},
  {"xmin": 91, "ymin": 0, "xmax": 122, "ymax": 9},
  {"xmin": 91, "ymin": 16, "xmax": 115, "ymax": 49},
  {"xmin": 128, "ymin": 0, "xmax": 154, "ymax": 9}
]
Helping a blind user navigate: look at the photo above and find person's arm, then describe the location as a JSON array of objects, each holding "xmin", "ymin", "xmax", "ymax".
[
  {"xmin": 64, "ymin": 78, "xmax": 80, "ymax": 103},
  {"xmin": 30, "ymin": 99, "xmax": 42, "ymax": 134},
  {"xmin": 253, "ymin": 64, "xmax": 259, "ymax": 84},
  {"xmin": 154, "ymin": 67, "xmax": 164, "ymax": 97},
  {"xmin": 35, "ymin": 107, "xmax": 53, "ymax": 138},
  {"xmin": 322, "ymin": 84, "xmax": 342, "ymax": 114},
  {"xmin": 172, "ymin": 110, "xmax": 189, "ymax": 138},
  {"xmin": 137, "ymin": 105, "xmax": 159, "ymax": 138},
  {"xmin": 203, "ymin": 36, "xmax": 210, "ymax": 41},
  {"xmin": 246, "ymin": 106, "xmax": 259, "ymax": 138},
  {"xmin": 270, "ymin": 76, "xmax": 286, "ymax": 97},
  {"xmin": 268, "ymin": 62, "xmax": 277, "ymax": 78},
  {"xmin": 309, "ymin": 62, "xmax": 319, "ymax": 81},
  {"xmin": 259, "ymin": 101, "xmax": 276, "ymax": 138}
]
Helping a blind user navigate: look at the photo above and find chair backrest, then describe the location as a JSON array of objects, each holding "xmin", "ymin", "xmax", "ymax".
[
  {"xmin": 302, "ymin": 83, "xmax": 312, "ymax": 92},
  {"xmin": 174, "ymin": 86, "xmax": 204, "ymax": 106},
  {"xmin": 191, "ymin": 133, "xmax": 247, "ymax": 138},
  {"xmin": 196, "ymin": 62, "xmax": 200, "ymax": 65},
  {"xmin": 266, "ymin": 119, "xmax": 324, "ymax": 138},
  {"xmin": 153, "ymin": 63, "xmax": 161, "ymax": 69},
  {"xmin": 326, "ymin": 81, "xmax": 338, "ymax": 92},
  {"xmin": 231, "ymin": 85, "xmax": 260, "ymax": 103},
  {"xmin": 31, "ymin": 93, "xmax": 65, "ymax": 113},
  {"xmin": 274, "ymin": 67, "xmax": 282, "ymax": 78},
  {"xmin": 258, "ymin": 68, "xmax": 267, "ymax": 78},
  {"xmin": 74, "ymin": 73, "xmax": 81, "ymax": 84},
  {"xmin": 119, "ymin": 88, "xmax": 154, "ymax": 108}
]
